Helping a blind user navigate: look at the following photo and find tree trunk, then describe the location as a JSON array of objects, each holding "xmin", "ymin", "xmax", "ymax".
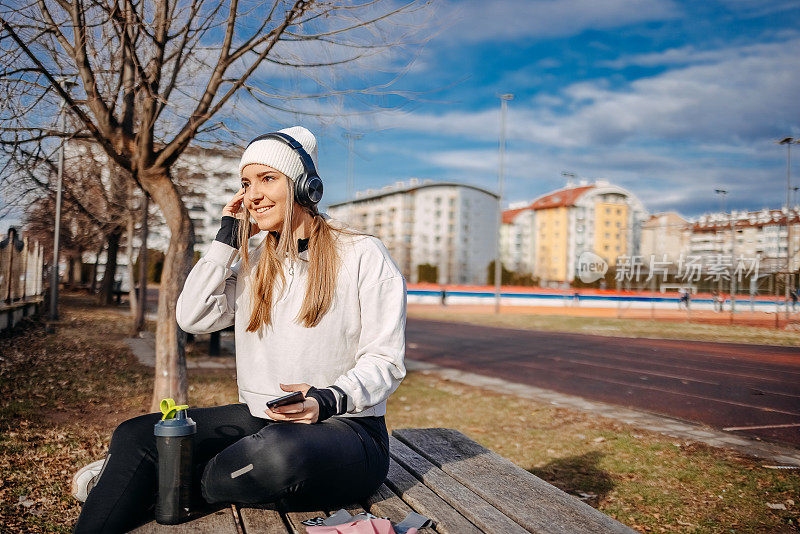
[
  {"xmin": 134, "ymin": 195, "xmax": 149, "ymax": 334},
  {"xmin": 98, "ymin": 227, "xmax": 122, "ymax": 305},
  {"xmin": 90, "ymin": 242, "xmax": 104, "ymax": 294},
  {"xmin": 66, "ymin": 253, "xmax": 76, "ymax": 289},
  {"xmin": 144, "ymin": 170, "xmax": 195, "ymax": 411},
  {"xmin": 127, "ymin": 210, "xmax": 138, "ymax": 316}
]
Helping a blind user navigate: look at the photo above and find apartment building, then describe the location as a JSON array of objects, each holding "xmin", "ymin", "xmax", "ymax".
[
  {"xmin": 327, "ymin": 179, "xmax": 499, "ymax": 285},
  {"xmin": 690, "ymin": 208, "xmax": 800, "ymax": 273},
  {"xmin": 640, "ymin": 212, "xmax": 691, "ymax": 263},
  {"xmin": 501, "ymin": 202, "xmax": 536, "ymax": 275},
  {"xmin": 501, "ymin": 180, "xmax": 648, "ymax": 284}
]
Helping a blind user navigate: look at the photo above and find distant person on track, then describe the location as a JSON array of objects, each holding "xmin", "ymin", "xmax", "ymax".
[
  {"xmin": 711, "ymin": 290, "xmax": 721, "ymax": 312},
  {"xmin": 678, "ymin": 288, "xmax": 691, "ymax": 310},
  {"xmin": 791, "ymin": 287, "xmax": 798, "ymax": 312}
]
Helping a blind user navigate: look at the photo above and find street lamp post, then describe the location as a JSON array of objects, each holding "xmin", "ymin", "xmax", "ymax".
[
  {"xmin": 343, "ymin": 132, "xmax": 363, "ymax": 203},
  {"xmin": 48, "ymin": 81, "xmax": 75, "ymax": 328},
  {"xmin": 714, "ymin": 189, "xmax": 735, "ymax": 314},
  {"xmin": 778, "ymin": 137, "xmax": 799, "ymax": 319},
  {"xmin": 495, "ymin": 94, "xmax": 513, "ymax": 314}
]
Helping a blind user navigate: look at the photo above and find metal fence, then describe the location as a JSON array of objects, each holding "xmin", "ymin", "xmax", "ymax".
[{"xmin": 0, "ymin": 227, "xmax": 45, "ymax": 306}]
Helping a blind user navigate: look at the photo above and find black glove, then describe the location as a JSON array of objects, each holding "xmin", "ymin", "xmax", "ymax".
[
  {"xmin": 305, "ymin": 386, "xmax": 349, "ymax": 423},
  {"xmin": 215, "ymin": 216, "xmax": 241, "ymax": 249}
]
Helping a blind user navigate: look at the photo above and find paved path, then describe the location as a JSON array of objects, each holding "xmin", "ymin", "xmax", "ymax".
[{"xmin": 406, "ymin": 319, "xmax": 800, "ymax": 448}]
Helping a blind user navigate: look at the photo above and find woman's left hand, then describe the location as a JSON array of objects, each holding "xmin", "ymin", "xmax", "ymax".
[{"xmin": 265, "ymin": 383, "xmax": 319, "ymax": 424}]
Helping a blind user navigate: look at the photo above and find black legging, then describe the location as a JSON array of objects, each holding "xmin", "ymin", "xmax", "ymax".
[{"xmin": 74, "ymin": 403, "xmax": 389, "ymax": 533}]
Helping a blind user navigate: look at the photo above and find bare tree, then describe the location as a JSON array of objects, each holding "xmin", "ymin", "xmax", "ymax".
[
  {"xmin": 1, "ymin": 0, "xmax": 431, "ymax": 410},
  {"xmin": 5, "ymin": 137, "xmax": 137, "ymax": 303}
]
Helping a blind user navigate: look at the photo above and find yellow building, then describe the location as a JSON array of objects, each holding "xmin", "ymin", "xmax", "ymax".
[{"xmin": 502, "ymin": 180, "xmax": 647, "ymax": 285}]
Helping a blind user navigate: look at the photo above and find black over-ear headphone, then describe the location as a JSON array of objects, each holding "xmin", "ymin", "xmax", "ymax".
[{"xmin": 246, "ymin": 132, "xmax": 324, "ymax": 208}]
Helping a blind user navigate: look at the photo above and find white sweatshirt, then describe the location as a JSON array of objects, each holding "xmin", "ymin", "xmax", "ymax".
[{"xmin": 176, "ymin": 232, "xmax": 407, "ymax": 419}]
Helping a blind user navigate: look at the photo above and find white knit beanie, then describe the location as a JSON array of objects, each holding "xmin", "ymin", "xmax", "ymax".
[{"xmin": 239, "ymin": 126, "xmax": 318, "ymax": 180}]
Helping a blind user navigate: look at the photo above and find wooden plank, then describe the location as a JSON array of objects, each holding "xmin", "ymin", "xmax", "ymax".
[
  {"xmin": 131, "ymin": 506, "xmax": 240, "ymax": 533},
  {"xmin": 393, "ymin": 428, "xmax": 637, "ymax": 534},
  {"xmin": 238, "ymin": 504, "xmax": 289, "ymax": 533},
  {"xmin": 384, "ymin": 458, "xmax": 482, "ymax": 534},
  {"xmin": 364, "ymin": 483, "xmax": 438, "ymax": 533},
  {"xmin": 389, "ymin": 436, "xmax": 528, "ymax": 534},
  {"xmin": 282, "ymin": 508, "xmax": 327, "ymax": 534}
]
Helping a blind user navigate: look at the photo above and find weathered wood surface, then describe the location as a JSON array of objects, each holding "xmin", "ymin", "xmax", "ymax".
[
  {"xmin": 129, "ymin": 428, "xmax": 637, "ymax": 533},
  {"xmin": 393, "ymin": 428, "xmax": 637, "ymax": 534},
  {"xmin": 384, "ymin": 458, "xmax": 482, "ymax": 534},
  {"xmin": 131, "ymin": 505, "xmax": 241, "ymax": 533},
  {"xmin": 283, "ymin": 508, "xmax": 327, "ymax": 534},
  {"xmin": 238, "ymin": 504, "xmax": 286, "ymax": 533},
  {"xmin": 388, "ymin": 435, "xmax": 528, "ymax": 534},
  {"xmin": 364, "ymin": 483, "xmax": 437, "ymax": 533}
]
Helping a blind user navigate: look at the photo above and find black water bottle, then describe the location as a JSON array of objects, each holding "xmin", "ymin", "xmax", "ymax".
[{"xmin": 154, "ymin": 407, "xmax": 196, "ymax": 524}]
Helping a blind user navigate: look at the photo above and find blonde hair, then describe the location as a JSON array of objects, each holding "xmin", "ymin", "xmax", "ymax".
[{"xmin": 236, "ymin": 176, "xmax": 345, "ymax": 331}]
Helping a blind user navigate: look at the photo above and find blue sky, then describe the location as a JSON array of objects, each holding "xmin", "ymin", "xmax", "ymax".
[
  {"xmin": 286, "ymin": 0, "xmax": 800, "ymax": 218},
  {"xmin": 3, "ymin": 0, "xmax": 800, "ymax": 235}
]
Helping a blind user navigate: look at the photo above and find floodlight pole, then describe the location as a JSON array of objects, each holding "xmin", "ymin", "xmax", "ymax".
[
  {"xmin": 778, "ymin": 137, "xmax": 798, "ymax": 319},
  {"xmin": 495, "ymin": 94, "xmax": 513, "ymax": 314},
  {"xmin": 343, "ymin": 132, "xmax": 363, "ymax": 224},
  {"xmin": 48, "ymin": 99, "xmax": 68, "ymax": 326}
]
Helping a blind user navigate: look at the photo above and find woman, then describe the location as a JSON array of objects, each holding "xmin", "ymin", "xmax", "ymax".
[{"xmin": 72, "ymin": 126, "xmax": 407, "ymax": 533}]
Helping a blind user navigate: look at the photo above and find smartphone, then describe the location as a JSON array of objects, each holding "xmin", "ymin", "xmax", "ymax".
[{"xmin": 266, "ymin": 391, "xmax": 305, "ymax": 410}]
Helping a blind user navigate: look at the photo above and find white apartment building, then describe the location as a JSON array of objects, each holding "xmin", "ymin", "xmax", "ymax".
[
  {"xmin": 640, "ymin": 212, "xmax": 691, "ymax": 264},
  {"xmin": 690, "ymin": 208, "xmax": 800, "ymax": 273},
  {"xmin": 68, "ymin": 143, "xmax": 241, "ymax": 289},
  {"xmin": 327, "ymin": 179, "xmax": 499, "ymax": 285},
  {"xmin": 149, "ymin": 147, "xmax": 241, "ymax": 252}
]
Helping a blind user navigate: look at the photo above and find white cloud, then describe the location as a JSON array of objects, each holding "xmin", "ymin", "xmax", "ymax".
[
  {"xmin": 368, "ymin": 37, "xmax": 800, "ymax": 149},
  {"xmin": 599, "ymin": 34, "xmax": 800, "ymax": 69}
]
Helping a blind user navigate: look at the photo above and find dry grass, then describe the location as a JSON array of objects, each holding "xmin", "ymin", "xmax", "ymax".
[
  {"xmin": 1, "ymin": 293, "xmax": 798, "ymax": 532},
  {"xmin": 387, "ymin": 373, "xmax": 800, "ymax": 533}
]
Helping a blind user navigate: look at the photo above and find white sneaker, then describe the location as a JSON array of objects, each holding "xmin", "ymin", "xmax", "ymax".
[{"xmin": 71, "ymin": 458, "xmax": 106, "ymax": 502}]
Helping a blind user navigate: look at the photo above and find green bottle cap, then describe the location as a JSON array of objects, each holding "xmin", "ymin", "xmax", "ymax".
[{"xmin": 160, "ymin": 398, "xmax": 190, "ymax": 421}]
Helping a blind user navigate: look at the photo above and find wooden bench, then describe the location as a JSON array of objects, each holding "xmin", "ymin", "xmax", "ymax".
[{"xmin": 132, "ymin": 428, "xmax": 635, "ymax": 533}]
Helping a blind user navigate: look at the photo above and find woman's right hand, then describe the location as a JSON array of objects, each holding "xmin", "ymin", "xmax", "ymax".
[{"xmin": 223, "ymin": 188, "xmax": 260, "ymax": 236}]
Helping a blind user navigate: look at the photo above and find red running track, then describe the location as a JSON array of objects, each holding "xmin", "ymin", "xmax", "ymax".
[{"xmin": 406, "ymin": 319, "xmax": 800, "ymax": 448}]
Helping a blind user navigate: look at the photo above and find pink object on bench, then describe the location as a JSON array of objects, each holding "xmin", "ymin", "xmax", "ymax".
[{"xmin": 306, "ymin": 517, "xmax": 418, "ymax": 534}]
